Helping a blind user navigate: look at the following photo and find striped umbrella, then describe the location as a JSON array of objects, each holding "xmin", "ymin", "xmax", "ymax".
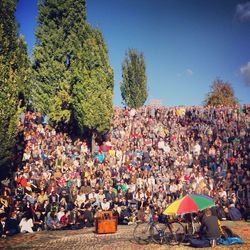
[{"xmin": 163, "ymin": 194, "xmax": 215, "ymax": 215}]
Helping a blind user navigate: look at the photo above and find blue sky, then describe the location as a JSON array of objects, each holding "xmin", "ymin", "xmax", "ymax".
[{"xmin": 16, "ymin": 0, "xmax": 250, "ymax": 106}]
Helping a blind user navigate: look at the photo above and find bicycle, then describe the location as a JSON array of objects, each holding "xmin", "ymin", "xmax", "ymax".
[
  {"xmin": 133, "ymin": 218, "xmax": 185, "ymax": 245},
  {"xmin": 184, "ymin": 213, "xmax": 201, "ymax": 239},
  {"xmin": 133, "ymin": 220, "xmax": 152, "ymax": 244},
  {"xmin": 150, "ymin": 219, "xmax": 185, "ymax": 245}
]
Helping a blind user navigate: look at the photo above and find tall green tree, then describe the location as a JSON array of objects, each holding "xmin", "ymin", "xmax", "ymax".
[
  {"xmin": 0, "ymin": 0, "xmax": 31, "ymax": 168},
  {"xmin": 72, "ymin": 27, "xmax": 114, "ymax": 145},
  {"xmin": 33, "ymin": 0, "xmax": 114, "ymax": 144},
  {"xmin": 16, "ymin": 35, "xmax": 32, "ymax": 106},
  {"xmin": 120, "ymin": 48, "xmax": 147, "ymax": 109},
  {"xmin": 204, "ymin": 78, "xmax": 238, "ymax": 107},
  {"xmin": 32, "ymin": 0, "xmax": 77, "ymax": 123}
]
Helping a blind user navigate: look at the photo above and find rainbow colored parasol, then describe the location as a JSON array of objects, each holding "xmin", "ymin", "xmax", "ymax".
[{"xmin": 163, "ymin": 194, "xmax": 215, "ymax": 215}]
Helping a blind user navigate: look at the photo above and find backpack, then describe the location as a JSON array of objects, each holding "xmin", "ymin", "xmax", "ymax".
[
  {"xmin": 189, "ymin": 238, "xmax": 211, "ymax": 248},
  {"xmin": 221, "ymin": 225, "xmax": 239, "ymax": 238}
]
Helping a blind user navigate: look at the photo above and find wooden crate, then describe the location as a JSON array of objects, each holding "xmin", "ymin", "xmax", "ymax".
[
  {"xmin": 95, "ymin": 218, "xmax": 117, "ymax": 234},
  {"xmin": 95, "ymin": 211, "xmax": 118, "ymax": 234}
]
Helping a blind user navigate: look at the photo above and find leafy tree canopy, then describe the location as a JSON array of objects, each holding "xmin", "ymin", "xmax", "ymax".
[
  {"xmin": 204, "ymin": 78, "xmax": 239, "ymax": 107},
  {"xmin": 0, "ymin": 0, "xmax": 31, "ymax": 168},
  {"xmin": 120, "ymin": 48, "xmax": 147, "ymax": 109},
  {"xmin": 72, "ymin": 27, "xmax": 114, "ymax": 134},
  {"xmin": 33, "ymin": 0, "xmax": 114, "ymax": 138}
]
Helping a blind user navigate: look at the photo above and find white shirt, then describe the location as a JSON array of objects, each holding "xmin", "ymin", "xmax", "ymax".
[
  {"xmin": 57, "ymin": 211, "xmax": 65, "ymax": 221},
  {"xmin": 19, "ymin": 218, "xmax": 34, "ymax": 233},
  {"xmin": 130, "ymin": 108, "xmax": 136, "ymax": 118},
  {"xmin": 76, "ymin": 194, "xmax": 86, "ymax": 205},
  {"xmin": 193, "ymin": 143, "xmax": 201, "ymax": 155},
  {"xmin": 158, "ymin": 140, "xmax": 165, "ymax": 149},
  {"xmin": 101, "ymin": 202, "xmax": 110, "ymax": 211}
]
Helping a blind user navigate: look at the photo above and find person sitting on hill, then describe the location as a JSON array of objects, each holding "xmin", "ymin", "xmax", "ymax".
[
  {"xmin": 83, "ymin": 204, "xmax": 94, "ymax": 227},
  {"xmin": 5, "ymin": 212, "xmax": 20, "ymax": 236},
  {"xmin": 33, "ymin": 210, "xmax": 45, "ymax": 232},
  {"xmin": 46, "ymin": 211, "xmax": 61, "ymax": 230},
  {"xmin": 228, "ymin": 203, "xmax": 242, "ymax": 221},
  {"xmin": 200, "ymin": 208, "xmax": 221, "ymax": 247},
  {"xmin": 19, "ymin": 212, "xmax": 34, "ymax": 233}
]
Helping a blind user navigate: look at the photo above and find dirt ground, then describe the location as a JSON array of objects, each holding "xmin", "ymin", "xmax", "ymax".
[{"xmin": 0, "ymin": 220, "xmax": 249, "ymax": 250}]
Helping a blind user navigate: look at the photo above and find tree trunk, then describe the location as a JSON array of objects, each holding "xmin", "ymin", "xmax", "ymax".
[{"xmin": 91, "ymin": 131, "xmax": 97, "ymax": 156}]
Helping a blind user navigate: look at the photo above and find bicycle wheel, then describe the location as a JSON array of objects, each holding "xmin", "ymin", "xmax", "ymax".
[
  {"xmin": 150, "ymin": 222, "xmax": 167, "ymax": 245},
  {"xmin": 133, "ymin": 222, "xmax": 151, "ymax": 244},
  {"xmin": 167, "ymin": 222, "xmax": 186, "ymax": 245}
]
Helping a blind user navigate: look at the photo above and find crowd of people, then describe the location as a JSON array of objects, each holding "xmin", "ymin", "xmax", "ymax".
[{"xmin": 0, "ymin": 104, "xmax": 250, "ymax": 237}]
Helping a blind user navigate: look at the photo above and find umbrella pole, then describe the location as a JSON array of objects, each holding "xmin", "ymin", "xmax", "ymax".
[{"xmin": 191, "ymin": 213, "xmax": 195, "ymax": 235}]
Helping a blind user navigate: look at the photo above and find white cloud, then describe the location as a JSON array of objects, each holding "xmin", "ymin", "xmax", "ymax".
[
  {"xmin": 177, "ymin": 68, "xmax": 194, "ymax": 77},
  {"xmin": 235, "ymin": 1, "xmax": 250, "ymax": 22},
  {"xmin": 240, "ymin": 61, "xmax": 250, "ymax": 85},
  {"xmin": 186, "ymin": 68, "xmax": 193, "ymax": 76}
]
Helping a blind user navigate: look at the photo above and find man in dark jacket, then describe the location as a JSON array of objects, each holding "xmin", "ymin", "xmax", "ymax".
[
  {"xmin": 5, "ymin": 212, "xmax": 20, "ymax": 236},
  {"xmin": 83, "ymin": 204, "xmax": 94, "ymax": 227},
  {"xmin": 105, "ymin": 187, "xmax": 116, "ymax": 202}
]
